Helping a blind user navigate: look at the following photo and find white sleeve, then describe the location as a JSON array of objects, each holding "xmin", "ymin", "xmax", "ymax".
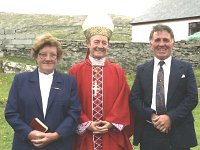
[
  {"xmin": 112, "ymin": 123, "xmax": 124, "ymax": 131},
  {"xmin": 76, "ymin": 121, "xmax": 92, "ymax": 135}
]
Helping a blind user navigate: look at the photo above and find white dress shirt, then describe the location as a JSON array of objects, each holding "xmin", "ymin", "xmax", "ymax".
[
  {"xmin": 151, "ymin": 56, "xmax": 172, "ymax": 111},
  {"xmin": 39, "ymin": 70, "xmax": 54, "ymax": 117}
]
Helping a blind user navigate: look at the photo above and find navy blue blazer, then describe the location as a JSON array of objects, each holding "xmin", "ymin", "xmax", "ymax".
[
  {"xmin": 130, "ymin": 58, "xmax": 198, "ymax": 148},
  {"xmin": 5, "ymin": 69, "xmax": 81, "ymax": 150}
]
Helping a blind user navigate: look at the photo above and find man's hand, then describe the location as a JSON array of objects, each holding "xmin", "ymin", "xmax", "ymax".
[
  {"xmin": 87, "ymin": 120, "xmax": 113, "ymax": 134},
  {"xmin": 87, "ymin": 120, "xmax": 103, "ymax": 132},
  {"xmin": 151, "ymin": 113, "xmax": 171, "ymax": 133},
  {"xmin": 93, "ymin": 120, "xmax": 113, "ymax": 134}
]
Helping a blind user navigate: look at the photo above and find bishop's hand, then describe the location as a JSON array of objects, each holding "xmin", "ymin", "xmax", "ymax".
[{"xmin": 87, "ymin": 120, "xmax": 113, "ymax": 134}]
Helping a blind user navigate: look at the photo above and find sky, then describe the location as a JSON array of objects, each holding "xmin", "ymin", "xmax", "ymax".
[{"xmin": 0, "ymin": 0, "xmax": 158, "ymax": 17}]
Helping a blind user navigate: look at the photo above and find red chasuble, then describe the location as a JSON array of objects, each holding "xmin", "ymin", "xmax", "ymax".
[{"xmin": 69, "ymin": 59, "xmax": 133, "ymax": 150}]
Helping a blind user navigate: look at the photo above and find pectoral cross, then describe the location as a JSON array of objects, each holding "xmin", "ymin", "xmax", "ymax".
[{"xmin": 92, "ymin": 81, "xmax": 100, "ymax": 96}]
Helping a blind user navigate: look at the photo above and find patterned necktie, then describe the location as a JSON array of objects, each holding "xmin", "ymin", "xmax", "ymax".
[{"xmin": 156, "ymin": 61, "xmax": 166, "ymax": 115}]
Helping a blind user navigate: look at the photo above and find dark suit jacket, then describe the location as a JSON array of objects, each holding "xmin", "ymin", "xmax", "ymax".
[
  {"xmin": 130, "ymin": 58, "xmax": 198, "ymax": 148},
  {"xmin": 4, "ymin": 69, "xmax": 81, "ymax": 150}
]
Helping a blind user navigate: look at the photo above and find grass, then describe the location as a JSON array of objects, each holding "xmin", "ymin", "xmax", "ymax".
[
  {"xmin": 0, "ymin": 105, "xmax": 13, "ymax": 150},
  {"xmin": 1, "ymin": 55, "xmax": 36, "ymax": 66},
  {"xmin": 195, "ymin": 69, "xmax": 200, "ymax": 88},
  {"xmin": 0, "ymin": 68, "xmax": 199, "ymax": 149},
  {"xmin": 0, "ymin": 73, "xmax": 14, "ymax": 105}
]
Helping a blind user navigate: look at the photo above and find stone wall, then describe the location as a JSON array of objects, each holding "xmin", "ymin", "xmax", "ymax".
[
  {"xmin": 59, "ymin": 40, "xmax": 200, "ymax": 73},
  {"xmin": 0, "ymin": 28, "xmax": 35, "ymax": 56},
  {"xmin": 0, "ymin": 28, "xmax": 200, "ymax": 73}
]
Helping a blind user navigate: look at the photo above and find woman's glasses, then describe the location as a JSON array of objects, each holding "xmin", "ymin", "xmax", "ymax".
[{"xmin": 38, "ymin": 53, "xmax": 57, "ymax": 60}]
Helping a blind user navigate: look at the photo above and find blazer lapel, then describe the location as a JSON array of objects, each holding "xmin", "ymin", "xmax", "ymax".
[
  {"xmin": 141, "ymin": 60, "xmax": 154, "ymax": 105},
  {"xmin": 167, "ymin": 59, "xmax": 184, "ymax": 102},
  {"xmin": 46, "ymin": 71, "xmax": 63, "ymax": 113},
  {"xmin": 29, "ymin": 69, "xmax": 43, "ymax": 112}
]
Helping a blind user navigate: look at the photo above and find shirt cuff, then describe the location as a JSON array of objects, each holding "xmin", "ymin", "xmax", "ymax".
[
  {"xmin": 112, "ymin": 123, "xmax": 124, "ymax": 131},
  {"xmin": 76, "ymin": 121, "xmax": 92, "ymax": 135}
]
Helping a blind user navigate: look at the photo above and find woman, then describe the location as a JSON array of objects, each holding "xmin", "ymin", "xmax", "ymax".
[{"xmin": 4, "ymin": 33, "xmax": 81, "ymax": 150}]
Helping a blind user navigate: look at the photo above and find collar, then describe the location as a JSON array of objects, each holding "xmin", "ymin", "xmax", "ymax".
[
  {"xmin": 154, "ymin": 56, "xmax": 172, "ymax": 67},
  {"xmin": 89, "ymin": 55, "xmax": 105, "ymax": 66},
  {"xmin": 38, "ymin": 69, "xmax": 54, "ymax": 78}
]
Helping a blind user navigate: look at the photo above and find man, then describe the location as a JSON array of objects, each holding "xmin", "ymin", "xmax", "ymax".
[
  {"xmin": 5, "ymin": 33, "xmax": 81, "ymax": 150},
  {"xmin": 68, "ymin": 14, "xmax": 133, "ymax": 150},
  {"xmin": 130, "ymin": 24, "xmax": 198, "ymax": 150}
]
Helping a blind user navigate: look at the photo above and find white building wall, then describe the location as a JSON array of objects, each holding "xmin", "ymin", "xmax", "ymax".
[{"xmin": 131, "ymin": 19, "xmax": 200, "ymax": 43}]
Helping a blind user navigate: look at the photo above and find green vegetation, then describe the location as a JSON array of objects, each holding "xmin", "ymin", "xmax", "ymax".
[
  {"xmin": 0, "ymin": 73, "xmax": 14, "ymax": 105},
  {"xmin": 0, "ymin": 12, "xmax": 132, "ymax": 41},
  {"xmin": 195, "ymin": 69, "xmax": 200, "ymax": 88},
  {"xmin": 1, "ymin": 55, "xmax": 35, "ymax": 66},
  {"xmin": 0, "ymin": 105, "xmax": 13, "ymax": 150},
  {"xmin": 127, "ymin": 73, "xmax": 136, "ymax": 87}
]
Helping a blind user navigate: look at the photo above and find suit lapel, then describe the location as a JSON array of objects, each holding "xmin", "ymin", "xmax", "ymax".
[
  {"xmin": 142, "ymin": 60, "xmax": 154, "ymax": 105},
  {"xmin": 167, "ymin": 59, "xmax": 183, "ymax": 102},
  {"xmin": 46, "ymin": 71, "xmax": 63, "ymax": 113},
  {"xmin": 29, "ymin": 69, "xmax": 43, "ymax": 112}
]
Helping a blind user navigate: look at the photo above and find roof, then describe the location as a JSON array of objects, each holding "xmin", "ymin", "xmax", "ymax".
[{"xmin": 131, "ymin": 0, "xmax": 200, "ymax": 24}]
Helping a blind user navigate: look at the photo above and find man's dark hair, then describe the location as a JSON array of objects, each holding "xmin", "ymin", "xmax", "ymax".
[{"xmin": 149, "ymin": 24, "xmax": 175, "ymax": 41}]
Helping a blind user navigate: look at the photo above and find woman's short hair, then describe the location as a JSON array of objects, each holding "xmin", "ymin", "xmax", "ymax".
[{"xmin": 31, "ymin": 33, "xmax": 63, "ymax": 60}]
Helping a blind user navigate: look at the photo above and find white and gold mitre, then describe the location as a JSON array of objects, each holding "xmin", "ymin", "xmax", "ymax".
[{"xmin": 82, "ymin": 13, "xmax": 114, "ymax": 40}]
